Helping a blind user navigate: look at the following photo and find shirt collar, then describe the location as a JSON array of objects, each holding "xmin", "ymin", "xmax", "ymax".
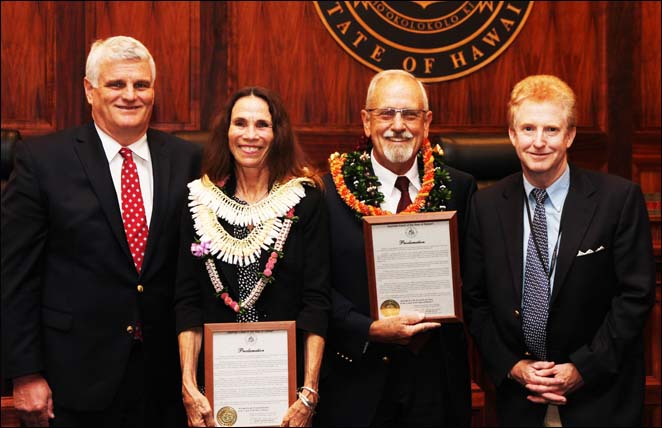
[
  {"xmin": 523, "ymin": 163, "xmax": 570, "ymax": 212},
  {"xmin": 95, "ymin": 123, "xmax": 150, "ymax": 163},
  {"xmin": 369, "ymin": 149, "xmax": 421, "ymax": 192}
]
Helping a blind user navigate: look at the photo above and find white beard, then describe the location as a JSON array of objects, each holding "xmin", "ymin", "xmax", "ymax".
[
  {"xmin": 382, "ymin": 141, "xmax": 415, "ymax": 164},
  {"xmin": 381, "ymin": 129, "xmax": 416, "ymax": 163}
]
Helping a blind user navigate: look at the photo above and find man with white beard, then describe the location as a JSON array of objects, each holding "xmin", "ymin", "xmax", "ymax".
[{"xmin": 315, "ymin": 70, "xmax": 477, "ymax": 427}]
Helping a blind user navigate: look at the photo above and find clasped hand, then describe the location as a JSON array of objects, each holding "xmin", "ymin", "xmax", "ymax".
[
  {"xmin": 509, "ymin": 360, "xmax": 584, "ymax": 405},
  {"xmin": 368, "ymin": 311, "xmax": 441, "ymax": 345}
]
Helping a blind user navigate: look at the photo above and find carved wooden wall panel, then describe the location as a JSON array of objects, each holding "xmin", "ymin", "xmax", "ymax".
[{"xmin": 1, "ymin": 1, "xmax": 56, "ymax": 134}]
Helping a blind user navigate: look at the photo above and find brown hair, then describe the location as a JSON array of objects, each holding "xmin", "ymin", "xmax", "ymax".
[
  {"xmin": 508, "ymin": 75, "xmax": 577, "ymax": 129},
  {"xmin": 202, "ymin": 86, "xmax": 321, "ymax": 188}
]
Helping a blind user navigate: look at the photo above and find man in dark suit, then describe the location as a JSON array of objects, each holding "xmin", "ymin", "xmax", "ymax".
[
  {"xmin": 315, "ymin": 70, "xmax": 476, "ymax": 427},
  {"xmin": 462, "ymin": 75, "xmax": 655, "ymax": 426},
  {"xmin": 1, "ymin": 36, "xmax": 201, "ymax": 427}
]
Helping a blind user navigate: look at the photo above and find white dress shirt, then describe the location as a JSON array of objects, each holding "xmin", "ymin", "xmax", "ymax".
[
  {"xmin": 370, "ymin": 150, "xmax": 421, "ymax": 213},
  {"xmin": 96, "ymin": 124, "xmax": 154, "ymax": 226}
]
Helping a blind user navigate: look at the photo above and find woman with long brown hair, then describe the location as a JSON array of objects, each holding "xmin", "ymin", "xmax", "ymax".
[{"xmin": 175, "ymin": 87, "xmax": 330, "ymax": 427}]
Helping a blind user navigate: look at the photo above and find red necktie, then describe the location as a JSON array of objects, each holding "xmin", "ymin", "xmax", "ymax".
[
  {"xmin": 394, "ymin": 176, "xmax": 412, "ymax": 213},
  {"xmin": 119, "ymin": 148, "xmax": 149, "ymax": 273}
]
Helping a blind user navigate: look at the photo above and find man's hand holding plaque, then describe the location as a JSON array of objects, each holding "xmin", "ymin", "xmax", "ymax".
[{"xmin": 367, "ymin": 311, "xmax": 441, "ymax": 345}]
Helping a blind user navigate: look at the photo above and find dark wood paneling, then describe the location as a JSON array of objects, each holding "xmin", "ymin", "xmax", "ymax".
[
  {"xmin": 606, "ymin": 2, "xmax": 636, "ymax": 179},
  {"xmin": 53, "ymin": 2, "xmax": 87, "ymax": 132},
  {"xmin": 1, "ymin": 1, "xmax": 56, "ymax": 133},
  {"xmin": 199, "ymin": 1, "xmax": 228, "ymax": 129},
  {"xmin": 638, "ymin": 1, "xmax": 661, "ymax": 130},
  {"xmin": 428, "ymin": 1, "xmax": 605, "ymax": 129},
  {"xmin": 227, "ymin": 1, "xmax": 375, "ymax": 126},
  {"xmin": 85, "ymin": 1, "xmax": 200, "ymax": 130},
  {"xmin": 226, "ymin": 2, "xmax": 605, "ymax": 130}
]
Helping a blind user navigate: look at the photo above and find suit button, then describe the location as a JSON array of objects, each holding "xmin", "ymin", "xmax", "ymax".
[
  {"xmin": 127, "ymin": 325, "xmax": 134, "ymax": 334},
  {"xmin": 382, "ymin": 356, "xmax": 390, "ymax": 365},
  {"xmin": 137, "ymin": 285, "xmax": 144, "ymax": 293},
  {"xmin": 514, "ymin": 309, "xmax": 521, "ymax": 319}
]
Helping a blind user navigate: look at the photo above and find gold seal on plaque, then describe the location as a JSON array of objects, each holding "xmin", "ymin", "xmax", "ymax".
[
  {"xmin": 380, "ymin": 299, "xmax": 400, "ymax": 317},
  {"xmin": 216, "ymin": 406, "xmax": 238, "ymax": 427}
]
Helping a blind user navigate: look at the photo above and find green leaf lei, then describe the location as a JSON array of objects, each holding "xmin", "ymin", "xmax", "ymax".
[{"xmin": 340, "ymin": 145, "xmax": 453, "ymax": 217}]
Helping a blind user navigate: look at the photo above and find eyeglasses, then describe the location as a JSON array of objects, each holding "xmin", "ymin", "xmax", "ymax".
[{"xmin": 366, "ymin": 108, "xmax": 427, "ymax": 122}]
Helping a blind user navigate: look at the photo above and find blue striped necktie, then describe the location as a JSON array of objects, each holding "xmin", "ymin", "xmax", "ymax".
[{"xmin": 522, "ymin": 188, "xmax": 549, "ymax": 360}]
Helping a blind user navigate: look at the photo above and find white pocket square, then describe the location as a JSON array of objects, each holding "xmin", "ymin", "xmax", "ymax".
[{"xmin": 576, "ymin": 245, "xmax": 605, "ymax": 257}]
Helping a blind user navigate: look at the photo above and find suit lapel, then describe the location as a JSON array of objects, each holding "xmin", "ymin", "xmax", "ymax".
[
  {"xmin": 551, "ymin": 167, "xmax": 597, "ymax": 304},
  {"xmin": 498, "ymin": 175, "xmax": 525, "ymax": 302},
  {"xmin": 141, "ymin": 130, "xmax": 170, "ymax": 277},
  {"xmin": 73, "ymin": 124, "xmax": 133, "ymax": 263}
]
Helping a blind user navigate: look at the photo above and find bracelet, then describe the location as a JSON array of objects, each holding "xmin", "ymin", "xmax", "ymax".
[
  {"xmin": 297, "ymin": 386, "xmax": 319, "ymax": 399},
  {"xmin": 297, "ymin": 390, "xmax": 317, "ymax": 414}
]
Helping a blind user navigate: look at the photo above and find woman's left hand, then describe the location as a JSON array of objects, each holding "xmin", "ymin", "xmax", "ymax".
[{"xmin": 280, "ymin": 398, "xmax": 315, "ymax": 427}]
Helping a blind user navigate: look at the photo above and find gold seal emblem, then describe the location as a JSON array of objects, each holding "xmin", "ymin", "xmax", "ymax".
[
  {"xmin": 380, "ymin": 299, "xmax": 400, "ymax": 317},
  {"xmin": 216, "ymin": 406, "xmax": 238, "ymax": 427},
  {"xmin": 314, "ymin": 1, "xmax": 534, "ymax": 82}
]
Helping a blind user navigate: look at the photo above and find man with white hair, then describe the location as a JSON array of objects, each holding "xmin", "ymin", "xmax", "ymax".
[
  {"xmin": 316, "ymin": 70, "xmax": 476, "ymax": 427},
  {"xmin": 1, "ymin": 36, "xmax": 201, "ymax": 427}
]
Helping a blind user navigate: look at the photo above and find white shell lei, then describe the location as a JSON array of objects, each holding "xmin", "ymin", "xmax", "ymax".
[
  {"xmin": 188, "ymin": 175, "xmax": 311, "ymax": 266},
  {"xmin": 204, "ymin": 214, "xmax": 294, "ymax": 310}
]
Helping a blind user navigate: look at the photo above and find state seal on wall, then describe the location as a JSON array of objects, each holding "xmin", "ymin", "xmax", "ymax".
[{"xmin": 314, "ymin": 1, "xmax": 534, "ymax": 82}]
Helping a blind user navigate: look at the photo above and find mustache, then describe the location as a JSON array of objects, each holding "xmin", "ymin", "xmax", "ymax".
[{"xmin": 383, "ymin": 130, "xmax": 414, "ymax": 139}]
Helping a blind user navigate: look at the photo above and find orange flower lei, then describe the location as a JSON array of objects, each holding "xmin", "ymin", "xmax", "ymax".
[{"xmin": 329, "ymin": 138, "xmax": 442, "ymax": 216}]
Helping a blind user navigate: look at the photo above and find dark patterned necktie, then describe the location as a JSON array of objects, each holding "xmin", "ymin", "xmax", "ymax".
[
  {"xmin": 394, "ymin": 176, "xmax": 412, "ymax": 213},
  {"xmin": 119, "ymin": 148, "xmax": 149, "ymax": 273},
  {"xmin": 522, "ymin": 188, "xmax": 549, "ymax": 360}
]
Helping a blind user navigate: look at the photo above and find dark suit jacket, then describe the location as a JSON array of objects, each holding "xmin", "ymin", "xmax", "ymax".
[
  {"xmin": 1, "ymin": 123, "xmax": 202, "ymax": 415},
  {"xmin": 174, "ymin": 182, "xmax": 331, "ymax": 382},
  {"xmin": 462, "ymin": 165, "xmax": 655, "ymax": 426},
  {"xmin": 316, "ymin": 165, "xmax": 476, "ymax": 427}
]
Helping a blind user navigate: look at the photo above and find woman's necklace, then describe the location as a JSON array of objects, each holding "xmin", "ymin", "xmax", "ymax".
[
  {"xmin": 188, "ymin": 176, "xmax": 309, "ymax": 312},
  {"xmin": 193, "ymin": 208, "xmax": 297, "ymax": 313},
  {"xmin": 188, "ymin": 175, "xmax": 311, "ymax": 266}
]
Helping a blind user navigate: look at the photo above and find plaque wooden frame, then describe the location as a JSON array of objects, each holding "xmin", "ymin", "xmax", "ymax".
[
  {"xmin": 363, "ymin": 211, "xmax": 463, "ymax": 322},
  {"xmin": 203, "ymin": 320, "xmax": 297, "ymax": 426}
]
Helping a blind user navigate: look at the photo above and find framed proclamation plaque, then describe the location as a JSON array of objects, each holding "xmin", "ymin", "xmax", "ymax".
[
  {"xmin": 363, "ymin": 211, "xmax": 463, "ymax": 322},
  {"xmin": 204, "ymin": 321, "xmax": 297, "ymax": 427}
]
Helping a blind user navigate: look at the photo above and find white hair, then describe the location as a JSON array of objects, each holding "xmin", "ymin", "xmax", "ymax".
[
  {"xmin": 85, "ymin": 36, "xmax": 155, "ymax": 88},
  {"xmin": 365, "ymin": 69, "xmax": 429, "ymax": 110}
]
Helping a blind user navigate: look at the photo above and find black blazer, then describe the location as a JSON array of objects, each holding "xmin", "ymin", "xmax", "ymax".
[
  {"xmin": 174, "ymin": 182, "xmax": 331, "ymax": 382},
  {"xmin": 1, "ymin": 123, "xmax": 202, "ymax": 412},
  {"xmin": 462, "ymin": 165, "xmax": 655, "ymax": 426},
  {"xmin": 316, "ymin": 165, "xmax": 476, "ymax": 427}
]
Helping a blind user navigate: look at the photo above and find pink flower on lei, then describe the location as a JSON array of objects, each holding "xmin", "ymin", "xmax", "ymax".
[{"xmin": 191, "ymin": 241, "xmax": 211, "ymax": 258}]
